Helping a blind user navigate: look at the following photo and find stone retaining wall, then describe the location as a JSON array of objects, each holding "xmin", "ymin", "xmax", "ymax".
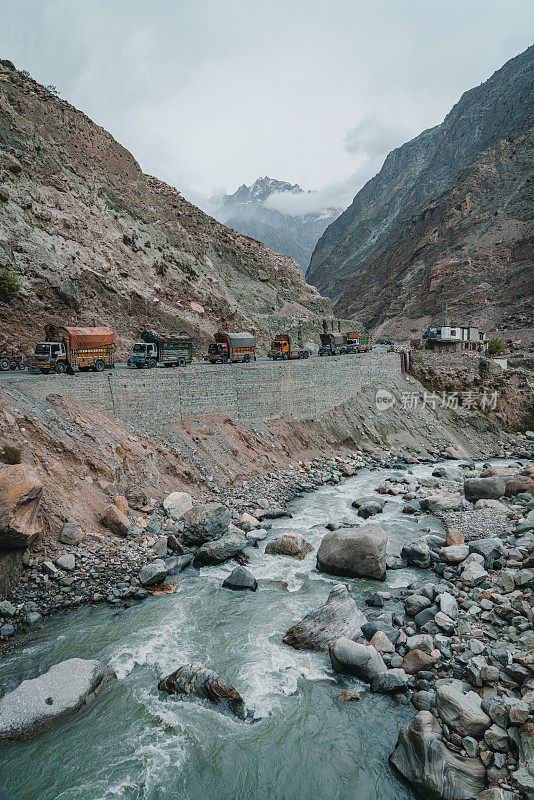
[{"xmin": 7, "ymin": 352, "xmax": 401, "ymax": 434}]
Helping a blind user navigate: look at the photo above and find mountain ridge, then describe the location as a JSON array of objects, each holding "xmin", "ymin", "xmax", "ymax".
[
  {"xmin": 307, "ymin": 45, "xmax": 534, "ymax": 326},
  {"xmin": 214, "ymin": 176, "xmax": 340, "ymax": 271}
]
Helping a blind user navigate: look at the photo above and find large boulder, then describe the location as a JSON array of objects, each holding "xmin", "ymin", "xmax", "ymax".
[
  {"xmin": 0, "ymin": 658, "xmax": 116, "ymax": 741},
  {"xmin": 371, "ymin": 668, "xmax": 409, "ymax": 694},
  {"xmin": 283, "ymin": 584, "xmax": 367, "ymax": 652},
  {"xmin": 139, "ymin": 559, "xmax": 167, "ymax": 586},
  {"xmin": 435, "ymin": 680, "xmax": 491, "ymax": 738},
  {"xmin": 101, "ymin": 505, "xmax": 130, "ymax": 537},
  {"xmin": 329, "ymin": 638, "xmax": 386, "ymax": 682},
  {"xmin": 162, "ymin": 491, "xmax": 193, "ymax": 520},
  {"xmin": 316, "ymin": 524, "xmax": 387, "ymax": 581},
  {"xmin": 0, "ymin": 464, "xmax": 44, "ymax": 550},
  {"xmin": 464, "ymin": 477, "xmax": 506, "ymax": 502},
  {"xmin": 158, "ymin": 663, "xmax": 246, "ymax": 719},
  {"xmin": 193, "ymin": 530, "xmax": 248, "ymax": 567},
  {"xmin": 469, "ymin": 538, "xmax": 507, "ymax": 570},
  {"xmin": 222, "ymin": 566, "xmax": 257, "ymax": 592},
  {"xmin": 389, "ymin": 711, "xmax": 486, "ymax": 800},
  {"xmin": 182, "ymin": 503, "xmax": 231, "ymax": 545},
  {"xmin": 264, "ymin": 533, "xmax": 313, "ymax": 560},
  {"xmin": 357, "ymin": 501, "xmax": 383, "ymax": 519},
  {"xmin": 401, "ymin": 542, "xmax": 431, "ymax": 569},
  {"xmin": 505, "ymin": 476, "xmax": 534, "ymax": 497},
  {"xmin": 420, "ymin": 494, "xmax": 464, "ymax": 513},
  {"xmin": 439, "ymin": 545, "xmax": 469, "ymax": 564}
]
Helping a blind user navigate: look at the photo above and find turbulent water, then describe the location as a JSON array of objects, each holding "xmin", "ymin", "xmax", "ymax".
[{"xmin": 0, "ymin": 464, "xmax": 450, "ymax": 800}]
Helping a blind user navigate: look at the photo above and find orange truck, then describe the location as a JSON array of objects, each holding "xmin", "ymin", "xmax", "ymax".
[
  {"xmin": 344, "ymin": 331, "xmax": 360, "ymax": 354},
  {"xmin": 268, "ymin": 334, "xmax": 309, "ymax": 360},
  {"xmin": 206, "ymin": 332, "xmax": 256, "ymax": 364},
  {"xmin": 30, "ymin": 325, "xmax": 115, "ymax": 374}
]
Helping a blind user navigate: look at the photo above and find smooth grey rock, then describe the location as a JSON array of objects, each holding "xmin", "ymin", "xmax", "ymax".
[
  {"xmin": 439, "ymin": 545, "xmax": 469, "ymax": 564},
  {"xmin": 246, "ymin": 528, "xmax": 268, "ymax": 546},
  {"xmin": 371, "ymin": 668, "xmax": 409, "ymax": 694},
  {"xmin": 162, "ymin": 491, "xmax": 193, "ymax": 520},
  {"xmin": 329, "ymin": 638, "xmax": 386, "ymax": 683},
  {"xmin": 468, "ymin": 538, "xmax": 506, "ymax": 569},
  {"xmin": 139, "ymin": 559, "xmax": 167, "ymax": 586},
  {"xmin": 222, "ymin": 566, "xmax": 257, "ymax": 592},
  {"xmin": 0, "ymin": 600, "xmax": 16, "ymax": 617},
  {"xmin": 435, "ymin": 680, "xmax": 491, "ymax": 738},
  {"xmin": 464, "ymin": 477, "xmax": 506, "ymax": 502},
  {"xmin": 434, "ymin": 611, "xmax": 456, "ymax": 635},
  {"xmin": 484, "ymin": 724, "xmax": 508, "ymax": 753},
  {"xmin": 420, "ymin": 493, "xmax": 464, "ymax": 513},
  {"xmin": 357, "ymin": 501, "xmax": 383, "ymax": 519},
  {"xmin": 56, "ymin": 553, "xmax": 76, "ymax": 572},
  {"xmin": 461, "ymin": 562, "xmax": 488, "ymax": 587},
  {"xmin": 193, "ymin": 530, "xmax": 248, "ymax": 566},
  {"xmin": 439, "ymin": 592, "xmax": 459, "ymax": 620},
  {"xmin": 405, "ymin": 595, "xmax": 432, "ymax": 617},
  {"xmin": 0, "ymin": 658, "xmax": 116, "ymax": 741},
  {"xmin": 182, "ymin": 503, "xmax": 232, "ymax": 545},
  {"xmin": 351, "ymin": 495, "xmax": 386, "ymax": 509},
  {"xmin": 316, "ymin": 524, "xmax": 387, "ymax": 580},
  {"xmin": 389, "ymin": 711, "xmax": 486, "ymax": 800},
  {"xmin": 165, "ymin": 554, "xmax": 193, "ymax": 574},
  {"xmin": 401, "ymin": 542, "xmax": 431, "ymax": 568},
  {"xmin": 284, "ymin": 584, "xmax": 367, "ymax": 652}
]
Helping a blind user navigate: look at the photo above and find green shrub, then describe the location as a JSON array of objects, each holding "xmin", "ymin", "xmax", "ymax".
[
  {"xmin": 487, "ymin": 338, "xmax": 506, "ymax": 356},
  {"xmin": 0, "ymin": 268, "xmax": 21, "ymax": 298},
  {"xmin": 2, "ymin": 445, "xmax": 21, "ymax": 464},
  {"xmin": 183, "ymin": 469, "xmax": 194, "ymax": 480}
]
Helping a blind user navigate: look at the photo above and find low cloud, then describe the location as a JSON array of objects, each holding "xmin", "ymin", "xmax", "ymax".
[{"xmin": 344, "ymin": 116, "xmax": 406, "ymax": 159}]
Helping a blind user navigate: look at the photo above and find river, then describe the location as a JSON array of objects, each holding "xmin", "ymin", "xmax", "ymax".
[{"xmin": 0, "ymin": 462, "xmax": 450, "ymax": 800}]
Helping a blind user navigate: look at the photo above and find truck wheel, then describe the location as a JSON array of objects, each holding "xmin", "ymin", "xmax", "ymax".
[
  {"xmin": 94, "ymin": 359, "xmax": 105, "ymax": 372},
  {"xmin": 148, "ymin": 359, "xmax": 157, "ymax": 369},
  {"xmin": 0, "ymin": 358, "xmax": 9, "ymax": 371},
  {"xmin": 55, "ymin": 362, "xmax": 66, "ymax": 374},
  {"xmin": 303, "ymin": 351, "xmax": 309, "ymax": 359},
  {"xmin": 222, "ymin": 356, "xmax": 229, "ymax": 364},
  {"xmin": 243, "ymin": 354, "xmax": 251, "ymax": 363},
  {"xmin": 177, "ymin": 357, "xmax": 186, "ymax": 367}
]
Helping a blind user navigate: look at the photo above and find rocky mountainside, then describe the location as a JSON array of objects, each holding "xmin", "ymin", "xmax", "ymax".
[
  {"xmin": 214, "ymin": 176, "xmax": 340, "ymax": 271},
  {"xmin": 307, "ymin": 46, "xmax": 534, "ymax": 337},
  {"xmin": 339, "ymin": 128, "xmax": 534, "ymax": 340},
  {"xmin": 0, "ymin": 62, "xmax": 332, "ymax": 358}
]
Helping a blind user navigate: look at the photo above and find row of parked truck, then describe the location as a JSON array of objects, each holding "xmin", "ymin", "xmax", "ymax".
[{"xmin": 18, "ymin": 325, "xmax": 372, "ymax": 374}]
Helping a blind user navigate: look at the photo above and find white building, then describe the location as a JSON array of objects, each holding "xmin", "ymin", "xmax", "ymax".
[{"xmin": 422, "ymin": 325, "xmax": 487, "ymax": 353}]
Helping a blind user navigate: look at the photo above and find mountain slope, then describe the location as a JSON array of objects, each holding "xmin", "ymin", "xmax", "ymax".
[
  {"xmin": 215, "ymin": 177, "xmax": 339, "ymax": 271},
  {"xmin": 336, "ymin": 128, "xmax": 534, "ymax": 339},
  {"xmin": 0, "ymin": 61, "xmax": 332, "ymax": 357},
  {"xmin": 307, "ymin": 45, "xmax": 534, "ymax": 309}
]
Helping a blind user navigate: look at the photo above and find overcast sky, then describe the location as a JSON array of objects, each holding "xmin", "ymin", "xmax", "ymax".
[{"xmin": 2, "ymin": 0, "xmax": 533, "ymax": 213}]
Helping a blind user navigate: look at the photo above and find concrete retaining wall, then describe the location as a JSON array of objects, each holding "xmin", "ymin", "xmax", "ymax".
[{"xmin": 8, "ymin": 352, "xmax": 401, "ymax": 433}]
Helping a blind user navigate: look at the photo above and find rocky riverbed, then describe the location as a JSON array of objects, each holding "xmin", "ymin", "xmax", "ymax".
[{"xmin": 0, "ymin": 447, "xmax": 533, "ymax": 800}]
